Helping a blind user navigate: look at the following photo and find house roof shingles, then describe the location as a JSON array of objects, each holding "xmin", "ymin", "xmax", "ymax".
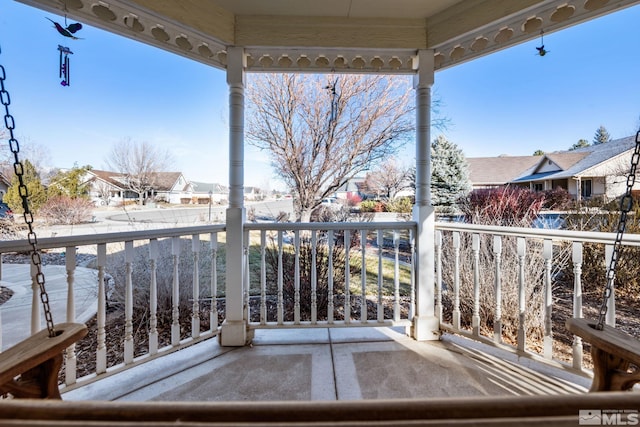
[
  {"xmin": 467, "ymin": 156, "xmax": 540, "ymax": 186},
  {"xmin": 513, "ymin": 136, "xmax": 636, "ymax": 183}
]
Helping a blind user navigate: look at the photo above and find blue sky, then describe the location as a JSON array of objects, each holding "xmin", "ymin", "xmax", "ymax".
[{"xmin": 0, "ymin": 1, "xmax": 639, "ymax": 189}]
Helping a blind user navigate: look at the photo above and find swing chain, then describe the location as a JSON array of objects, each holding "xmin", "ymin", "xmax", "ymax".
[
  {"xmin": 596, "ymin": 130, "xmax": 640, "ymax": 330},
  {"xmin": 0, "ymin": 65, "xmax": 56, "ymax": 338}
]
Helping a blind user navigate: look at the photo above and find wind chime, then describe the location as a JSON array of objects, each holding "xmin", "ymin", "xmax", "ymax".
[
  {"xmin": 57, "ymin": 45, "xmax": 73, "ymax": 86},
  {"xmin": 46, "ymin": 3, "xmax": 83, "ymax": 87}
]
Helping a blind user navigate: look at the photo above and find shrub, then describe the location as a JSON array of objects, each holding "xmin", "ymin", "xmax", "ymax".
[
  {"xmin": 459, "ymin": 186, "xmax": 545, "ymax": 226},
  {"xmin": 441, "ymin": 186, "xmax": 560, "ymax": 347},
  {"xmin": 359, "ymin": 200, "xmax": 378, "ymax": 212},
  {"xmin": 106, "ymin": 237, "xmax": 220, "ymax": 355},
  {"xmin": 39, "ymin": 196, "xmax": 95, "ymax": 225},
  {"xmin": 387, "ymin": 196, "xmax": 413, "ymax": 213},
  {"xmin": 346, "ymin": 193, "xmax": 362, "ymax": 207},
  {"xmin": 543, "ymin": 187, "xmax": 572, "ymax": 210}
]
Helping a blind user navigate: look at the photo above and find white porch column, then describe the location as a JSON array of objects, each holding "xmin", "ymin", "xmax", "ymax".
[
  {"xmin": 411, "ymin": 49, "xmax": 440, "ymax": 341},
  {"xmin": 575, "ymin": 177, "xmax": 582, "ymax": 204},
  {"xmin": 220, "ymin": 47, "xmax": 248, "ymax": 346}
]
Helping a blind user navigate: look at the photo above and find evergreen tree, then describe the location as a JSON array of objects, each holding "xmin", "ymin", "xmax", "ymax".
[
  {"xmin": 430, "ymin": 135, "xmax": 471, "ymax": 209},
  {"xmin": 532, "ymin": 149, "xmax": 545, "ymax": 156},
  {"xmin": 569, "ymin": 139, "xmax": 590, "ymax": 150},
  {"xmin": 47, "ymin": 164, "xmax": 92, "ymax": 199},
  {"xmin": 593, "ymin": 125, "xmax": 611, "ymax": 145},
  {"xmin": 4, "ymin": 159, "xmax": 47, "ymax": 213}
]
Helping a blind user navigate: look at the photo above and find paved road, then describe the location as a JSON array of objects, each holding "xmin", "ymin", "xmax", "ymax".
[
  {"xmin": 42, "ymin": 199, "xmax": 295, "ymax": 237},
  {"xmin": 0, "ymin": 264, "xmax": 98, "ymax": 351}
]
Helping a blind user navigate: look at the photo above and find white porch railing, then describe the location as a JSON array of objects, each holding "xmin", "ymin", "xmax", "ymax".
[
  {"xmin": 434, "ymin": 221, "xmax": 640, "ymax": 372},
  {"xmin": 0, "ymin": 224, "xmax": 226, "ymax": 391},
  {"xmin": 244, "ymin": 222, "xmax": 416, "ymax": 329},
  {"xmin": 0, "ymin": 218, "xmax": 637, "ymax": 393}
]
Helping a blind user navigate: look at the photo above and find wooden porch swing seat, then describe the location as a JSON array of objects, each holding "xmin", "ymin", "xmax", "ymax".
[
  {"xmin": 0, "ymin": 323, "xmax": 87, "ymax": 399},
  {"xmin": 567, "ymin": 318, "xmax": 640, "ymax": 392}
]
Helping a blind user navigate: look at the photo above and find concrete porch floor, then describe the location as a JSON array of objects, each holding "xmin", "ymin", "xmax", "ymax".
[{"xmin": 63, "ymin": 327, "xmax": 591, "ymax": 402}]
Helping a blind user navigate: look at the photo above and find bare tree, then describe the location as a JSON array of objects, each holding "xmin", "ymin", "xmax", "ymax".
[
  {"xmin": 246, "ymin": 73, "xmax": 414, "ymax": 222},
  {"xmin": 105, "ymin": 139, "xmax": 173, "ymax": 205},
  {"xmin": 364, "ymin": 157, "xmax": 411, "ymax": 200}
]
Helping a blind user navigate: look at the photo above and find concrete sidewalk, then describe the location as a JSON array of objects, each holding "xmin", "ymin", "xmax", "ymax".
[{"xmin": 0, "ymin": 264, "xmax": 98, "ymax": 351}]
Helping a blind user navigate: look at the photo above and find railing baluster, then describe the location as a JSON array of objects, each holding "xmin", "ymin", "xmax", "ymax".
[
  {"xmin": 30, "ymin": 260, "xmax": 39, "ymax": 335},
  {"xmin": 328, "ymin": 230, "xmax": 334, "ymax": 324},
  {"xmin": 394, "ymin": 230, "xmax": 401, "ymax": 322},
  {"xmin": 171, "ymin": 237, "xmax": 181, "ymax": 346},
  {"xmin": 124, "ymin": 241, "xmax": 134, "ymax": 364},
  {"xmin": 277, "ymin": 230, "xmax": 284, "ymax": 325},
  {"xmin": 409, "ymin": 229, "xmax": 415, "ymax": 320},
  {"xmin": 260, "ymin": 231, "xmax": 267, "ymax": 325},
  {"xmin": 434, "ymin": 230, "xmax": 442, "ymax": 323},
  {"xmin": 543, "ymin": 239, "xmax": 553, "ymax": 359},
  {"xmin": 192, "ymin": 235, "xmax": 200, "ymax": 339},
  {"xmin": 517, "ymin": 237, "xmax": 527, "ymax": 353},
  {"xmin": 604, "ymin": 244, "xmax": 616, "ymax": 327},
  {"xmin": 243, "ymin": 230, "xmax": 250, "ymax": 325},
  {"xmin": 472, "ymin": 234, "xmax": 480, "ymax": 337},
  {"xmin": 96, "ymin": 243, "xmax": 107, "ymax": 374},
  {"xmin": 210, "ymin": 233, "xmax": 218, "ymax": 331},
  {"xmin": 148, "ymin": 239, "xmax": 158, "ymax": 355},
  {"xmin": 64, "ymin": 245, "xmax": 77, "ymax": 385},
  {"xmin": 344, "ymin": 229, "xmax": 351, "ymax": 323},
  {"xmin": 571, "ymin": 242, "xmax": 583, "ymax": 370},
  {"xmin": 311, "ymin": 230, "xmax": 317, "ymax": 324},
  {"xmin": 377, "ymin": 230, "xmax": 383, "ymax": 322},
  {"xmin": 493, "ymin": 235, "xmax": 502, "ymax": 343},
  {"xmin": 452, "ymin": 232, "xmax": 461, "ymax": 330},
  {"xmin": 294, "ymin": 230, "xmax": 301, "ymax": 324},
  {"xmin": 360, "ymin": 229, "xmax": 367, "ymax": 323}
]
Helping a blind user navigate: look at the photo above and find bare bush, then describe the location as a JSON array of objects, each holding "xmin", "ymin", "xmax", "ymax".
[
  {"xmin": 106, "ymin": 238, "xmax": 221, "ymax": 352},
  {"xmin": 39, "ymin": 196, "xmax": 95, "ymax": 225},
  {"xmin": 439, "ymin": 231, "xmax": 557, "ymax": 345},
  {"xmin": 264, "ymin": 233, "xmax": 349, "ymax": 322},
  {"xmin": 443, "ymin": 186, "xmax": 571, "ymax": 348}
]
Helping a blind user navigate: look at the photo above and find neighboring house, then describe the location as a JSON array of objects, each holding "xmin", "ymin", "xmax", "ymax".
[
  {"xmin": 467, "ymin": 136, "xmax": 639, "ymax": 202},
  {"xmin": 190, "ymin": 181, "xmax": 229, "ymax": 204},
  {"xmin": 511, "ymin": 136, "xmax": 638, "ymax": 202},
  {"xmin": 244, "ymin": 186, "xmax": 264, "ymax": 201},
  {"xmin": 84, "ymin": 170, "xmax": 192, "ymax": 206},
  {"xmin": 334, "ymin": 176, "xmax": 370, "ymax": 200},
  {"xmin": 152, "ymin": 172, "xmax": 193, "ymax": 204}
]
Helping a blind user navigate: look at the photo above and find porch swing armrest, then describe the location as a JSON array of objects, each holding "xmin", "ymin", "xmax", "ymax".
[
  {"xmin": 0, "ymin": 322, "xmax": 88, "ymax": 398},
  {"xmin": 566, "ymin": 317, "xmax": 640, "ymax": 391}
]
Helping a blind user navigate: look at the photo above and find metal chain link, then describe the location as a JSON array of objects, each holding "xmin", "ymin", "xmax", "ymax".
[
  {"xmin": 596, "ymin": 130, "xmax": 640, "ymax": 330},
  {"xmin": 0, "ymin": 63, "xmax": 57, "ymax": 338}
]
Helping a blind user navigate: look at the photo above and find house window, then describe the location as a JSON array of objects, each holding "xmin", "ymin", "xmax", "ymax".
[
  {"xmin": 581, "ymin": 179, "xmax": 592, "ymax": 198},
  {"xmin": 533, "ymin": 183, "xmax": 544, "ymax": 192}
]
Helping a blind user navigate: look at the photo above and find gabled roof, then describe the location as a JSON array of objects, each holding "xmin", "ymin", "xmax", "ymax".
[
  {"xmin": 191, "ymin": 182, "xmax": 228, "ymax": 194},
  {"xmin": 87, "ymin": 170, "xmax": 187, "ymax": 191},
  {"xmin": 87, "ymin": 170, "xmax": 127, "ymax": 190},
  {"xmin": 150, "ymin": 172, "xmax": 185, "ymax": 192},
  {"xmin": 467, "ymin": 156, "xmax": 540, "ymax": 186},
  {"xmin": 541, "ymin": 152, "xmax": 590, "ymax": 171},
  {"xmin": 513, "ymin": 136, "xmax": 636, "ymax": 183}
]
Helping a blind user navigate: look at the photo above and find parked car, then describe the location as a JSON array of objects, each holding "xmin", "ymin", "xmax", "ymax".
[{"xmin": 0, "ymin": 203, "xmax": 13, "ymax": 220}]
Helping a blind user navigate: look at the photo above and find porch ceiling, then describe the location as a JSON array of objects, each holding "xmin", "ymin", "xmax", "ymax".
[{"xmin": 15, "ymin": 0, "xmax": 640, "ymax": 73}]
